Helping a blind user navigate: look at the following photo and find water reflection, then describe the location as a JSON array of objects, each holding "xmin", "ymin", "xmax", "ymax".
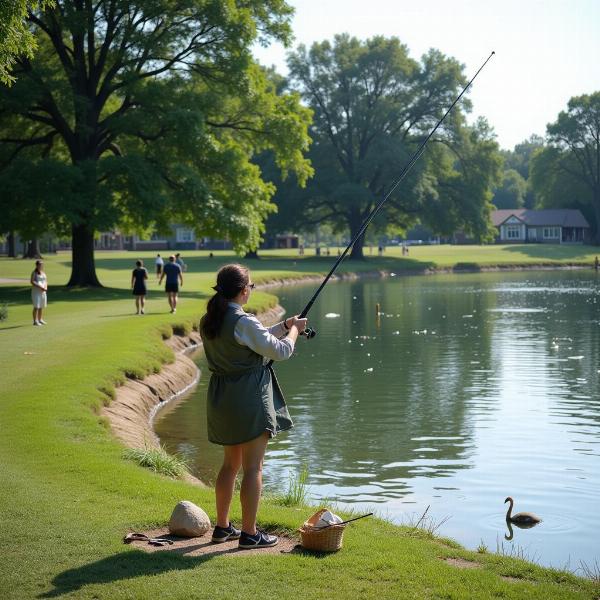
[
  {"xmin": 155, "ymin": 271, "xmax": 600, "ymax": 569},
  {"xmin": 504, "ymin": 519, "xmax": 538, "ymax": 541}
]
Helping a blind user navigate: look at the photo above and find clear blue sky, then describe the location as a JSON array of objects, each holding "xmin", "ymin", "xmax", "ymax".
[{"xmin": 253, "ymin": 0, "xmax": 600, "ymax": 150}]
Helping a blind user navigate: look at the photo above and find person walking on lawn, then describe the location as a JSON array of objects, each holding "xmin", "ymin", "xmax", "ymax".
[
  {"xmin": 155, "ymin": 254, "xmax": 164, "ymax": 279},
  {"xmin": 200, "ymin": 264, "xmax": 307, "ymax": 549},
  {"xmin": 30, "ymin": 259, "xmax": 48, "ymax": 326},
  {"xmin": 159, "ymin": 255, "xmax": 183, "ymax": 313},
  {"xmin": 131, "ymin": 259, "xmax": 148, "ymax": 314}
]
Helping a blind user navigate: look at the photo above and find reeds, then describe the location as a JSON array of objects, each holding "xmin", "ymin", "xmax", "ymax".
[{"xmin": 123, "ymin": 444, "xmax": 189, "ymax": 478}]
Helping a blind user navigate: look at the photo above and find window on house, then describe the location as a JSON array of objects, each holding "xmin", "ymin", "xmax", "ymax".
[
  {"xmin": 543, "ymin": 227, "xmax": 560, "ymax": 239},
  {"xmin": 176, "ymin": 228, "xmax": 195, "ymax": 242},
  {"xmin": 506, "ymin": 225, "xmax": 521, "ymax": 239}
]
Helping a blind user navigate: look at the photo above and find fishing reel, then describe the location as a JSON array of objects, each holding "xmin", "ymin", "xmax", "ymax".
[{"xmin": 301, "ymin": 327, "xmax": 317, "ymax": 339}]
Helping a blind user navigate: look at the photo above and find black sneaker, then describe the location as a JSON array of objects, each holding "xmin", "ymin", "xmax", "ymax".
[
  {"xmin": 238, "ymin": 530, "xmax": 278, "ymax": 549},
  {"xmin": 211, "ymin": 523, "xmax": 241, "ymax": 543}
]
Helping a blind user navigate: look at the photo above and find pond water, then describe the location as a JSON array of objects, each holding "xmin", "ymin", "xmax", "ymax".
[{"xmin": 155, "ymin": 270, "xmax": 600, "ymax": 571}]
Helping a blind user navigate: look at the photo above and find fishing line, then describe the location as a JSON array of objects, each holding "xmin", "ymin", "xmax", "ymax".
[{"xmin": 286, "ymin": 50, "xmax": 495, "ymax": 344}]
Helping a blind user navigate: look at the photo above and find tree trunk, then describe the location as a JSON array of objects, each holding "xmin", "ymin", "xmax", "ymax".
[
  {"xmin": 23, "ymin": 238, "xmax": 42, "ymax": 259},
  {"xmin": 7, "ymin": 232, "xmax": 16, "ymax": 257},
  {"xmin": 594, "ymin": 191, "xmax": 600, "ymax": 245},
  {"xmin": 244, "ymin": 250, "xmax": 260, "ymax": 259},
  {"xmin": 67, "ymin": 224, "xmax": 102, "ymax": 287},
  {"xmin": 349, "ymin": 231, "xmax": 366, "ymax": 260}
]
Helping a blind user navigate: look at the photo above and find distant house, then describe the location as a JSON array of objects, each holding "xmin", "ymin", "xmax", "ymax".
[
  {"xmin": 492, "ymin": 209, "xmax": 590, "ymax": 244},
  {"xmin": 112, "ymin": 225, "xmax": 232, "ymax": 251}
]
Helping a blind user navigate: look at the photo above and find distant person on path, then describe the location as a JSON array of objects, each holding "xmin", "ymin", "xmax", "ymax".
[
  {"xmin": 595, "ymin": 256, "xmax": 599, "ymax": 271},
  {"xmin": 175, "ymin": 252, "xmax": 187, "ymax": 272},
  {"xmin": 155, "ymin": 254, "xmax": 164, "ymax": 279},
  {"xmin": 159, "ymin": 255, "xmax": 183, "ymax": 313},
  {"xmin": 200, "ymin": 264, "xmax": 307, "ymax": 549},
  {"xmin": 131, "ymin": 260, "xmax": 148, "ymax": 315},
  {"xmin": 30, "ymin": 259, "xmax": 47, "ymax": 326}
]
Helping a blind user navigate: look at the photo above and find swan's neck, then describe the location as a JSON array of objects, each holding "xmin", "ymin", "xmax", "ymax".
[{"xmin": 505, "ymin": 499, "xmax": 513, "ymax": 520}]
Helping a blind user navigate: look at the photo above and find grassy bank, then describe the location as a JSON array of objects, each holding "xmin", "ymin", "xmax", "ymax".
[{"xmin": 1, "ymin": 248, "xmax": 598, "ymax": 599}]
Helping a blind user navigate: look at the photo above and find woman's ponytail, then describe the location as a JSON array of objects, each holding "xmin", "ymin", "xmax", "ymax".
[{"xmin": 200, "ymin": 264, "xmax": 249, "ymax": 339}]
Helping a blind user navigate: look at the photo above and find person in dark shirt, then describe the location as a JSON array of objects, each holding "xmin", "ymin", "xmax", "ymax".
[
  {"xmin": 159, "ymin": 255, "xmax": 183, "ymax": 313},
  {"xmin": 131, "ymin": 260, "xmax": 148, "ymax": 314}
]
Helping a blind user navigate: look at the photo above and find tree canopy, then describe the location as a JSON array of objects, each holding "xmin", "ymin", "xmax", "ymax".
[
  {"xmin": 0, "ymin": 0, "xmax": 312, "ymax": 285},
  {"xmin": 530, "ymin": 92, "xmax": 600, "ymax": 242},
  {"xmin": 491, "ymin": 168, "xmax": 527, "ymax": 209},
  {"xmin": 283, "ymin": 35, "xmax": 501, "ymax": 257}
]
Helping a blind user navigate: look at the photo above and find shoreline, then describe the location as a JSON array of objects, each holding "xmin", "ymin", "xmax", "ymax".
[{"xmin": 102, "ymin": 304, "xmax": 285, "ymax": 485}]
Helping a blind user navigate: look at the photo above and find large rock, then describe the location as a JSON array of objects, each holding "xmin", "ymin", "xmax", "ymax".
[{"xmin": 168, "ymin": 501, "xmax": 211, "ymax": 537}]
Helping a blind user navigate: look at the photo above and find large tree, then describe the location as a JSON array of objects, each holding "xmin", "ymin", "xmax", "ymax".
[
  {"xmin": 0, "ymin": 1, "xmax": 312, "ymax": 285},
  {"xmin": 286, "ymin": 35, "xmax": 501, "ymax": 258},
  {"xmin": 530, "ymin": 92, "xmax": 600, "ymax": 243}
]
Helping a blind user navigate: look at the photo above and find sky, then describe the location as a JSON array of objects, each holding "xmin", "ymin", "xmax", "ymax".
[{"xmin": 253, "ymin": 0, "xmax": 600, "ymax": 150}]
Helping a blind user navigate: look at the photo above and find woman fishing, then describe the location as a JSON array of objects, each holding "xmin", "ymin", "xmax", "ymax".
[{"xmin": 200, "ymin": 264, "xmax": 307, "ymax": 549}]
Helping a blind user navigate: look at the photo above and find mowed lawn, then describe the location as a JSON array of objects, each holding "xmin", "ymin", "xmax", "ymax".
[{"xmin": 0, "ymin": 248, "xmax": 598, "ymax": 600}]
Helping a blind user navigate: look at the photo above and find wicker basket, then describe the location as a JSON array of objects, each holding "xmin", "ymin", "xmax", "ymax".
[{"xmin": 299, "ymin": 508, "xmax": 345, "ymax": 552}]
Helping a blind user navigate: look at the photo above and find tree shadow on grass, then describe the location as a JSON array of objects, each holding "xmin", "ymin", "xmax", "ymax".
[
  {"xmin": 39, "ymin": 544, "xmax": 326, "ymax": 598},
  {"xmin": 93, "ymin": 254, "xmax": 434, "ymax": 275},
  {"xmin": 0, "ymin": 286, "xmax": 208, "ymax": 305},
  {"xmin": 501, "ymin": 244, "xmax": 598, "ymax": 261},
  {"xmin": 39, "ymin": 549, "xmax": 211, "ymax": 598}
]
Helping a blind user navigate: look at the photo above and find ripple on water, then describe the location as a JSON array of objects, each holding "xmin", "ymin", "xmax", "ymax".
[{"xmin": 479, "ymin": 512, "xmax": 580, "ymax": 535}]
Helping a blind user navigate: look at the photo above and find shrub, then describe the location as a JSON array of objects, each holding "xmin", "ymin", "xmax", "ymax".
[{"xmin": 0, "ymin": 303, "xmax": 7, "ymax": 322}]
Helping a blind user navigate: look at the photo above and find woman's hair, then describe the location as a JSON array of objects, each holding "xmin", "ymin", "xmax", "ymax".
[
  {"xmin": 136, "ymin": 260, "xmax": 143, "ymax": 267},
  {"xmin": 34, "ymin": 260, "xmax": 43, "ymax": 274},
  {"xmin": 200, "ymin": 264, "xmax": 249, "ymax": 339}
]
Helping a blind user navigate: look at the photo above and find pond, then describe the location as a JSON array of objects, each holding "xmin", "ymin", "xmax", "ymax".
[{"xmin": 155, "ymin": 270, "xmax": 600, "ymax": 571}]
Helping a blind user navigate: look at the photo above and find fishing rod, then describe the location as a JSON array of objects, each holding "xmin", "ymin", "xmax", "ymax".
[{"xmin": 292, "ymin": 50, "xmax": 496, "ymax": 341}]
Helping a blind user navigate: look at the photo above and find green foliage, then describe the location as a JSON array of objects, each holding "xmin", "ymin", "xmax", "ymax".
[
  {"xmin": 531, "ymin": 92, "xmax": 600, "ymax": 242},
  {"xmin": 282, "ymin": 35, "xmax": 501, "ymax": 256},
  {"xmin": 0, "ymin": 0, "xmax": 312, "ymax": 285},
  {"xmin": 492, "ymin": 168, "xmax": 527, "ymax": 209},
  {"xmin": 0, "ymin": 303, "xmax": 7, "ymax": 321},
  {"xmin": 123, "ymin": 445, "xmax": 189, "ymax": 479},
  {"xmin": 0, "ymin": 1, "xmax": 54, "ymax": 85},
  {"xmin": 494, "ymin": 135, "xmax": 545, "ymax": 209}
]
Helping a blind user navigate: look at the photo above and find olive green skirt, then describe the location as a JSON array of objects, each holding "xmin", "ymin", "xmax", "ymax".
[{"xmin": 207, "ymin": 365, "xmax": 293, "ymax": 445}]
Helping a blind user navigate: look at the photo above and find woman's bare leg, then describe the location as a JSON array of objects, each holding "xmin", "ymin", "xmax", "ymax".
[
  {"xmin": 215, "ymin": 444, "xmax": 242, "ymax": 528},
  {"xmin": 240, "ymin": 433, "xmax": 269, "ymax": 534}
]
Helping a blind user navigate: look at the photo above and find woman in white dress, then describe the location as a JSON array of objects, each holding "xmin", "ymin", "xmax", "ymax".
[{"xmin": 30, "ymin": 260, "xmax": 47, "ymax": 326}]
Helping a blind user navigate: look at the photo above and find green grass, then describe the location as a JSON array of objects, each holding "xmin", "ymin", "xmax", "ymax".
[
  {"xmin": 0, "ymin": 248, "xmax": 599, "ymax": 599},
  {"xmin": 123, "ymin": 445, "xmax": 189, "ymax": 479},
  {"xmin": 274, "ymin": 465, "xmax": 311, "ymax": 507}
]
